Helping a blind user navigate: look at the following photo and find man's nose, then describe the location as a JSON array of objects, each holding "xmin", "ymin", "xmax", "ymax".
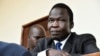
[{"xmin": 52, "ymin": 21, "xmax": 59, "ymax": 27}]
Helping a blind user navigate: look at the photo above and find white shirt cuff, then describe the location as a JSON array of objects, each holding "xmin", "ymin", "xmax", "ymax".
[{"xmin": 37, "ymin": 50, "xmax": 46, "ymax": 56}]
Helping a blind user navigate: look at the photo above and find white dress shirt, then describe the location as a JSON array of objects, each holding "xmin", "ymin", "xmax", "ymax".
[
  {"xmin": 54, "ymin": 33, "xmax": 71, "ymax": 50},
  {"xmin": 37, "ymin": 33, "xmax": 71, "ymax": 56}
]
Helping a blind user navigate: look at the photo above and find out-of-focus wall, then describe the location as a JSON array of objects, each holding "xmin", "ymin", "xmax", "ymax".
[{"xmin": 0, "ymin": 0, "xmax": 100, "ymax": 48}]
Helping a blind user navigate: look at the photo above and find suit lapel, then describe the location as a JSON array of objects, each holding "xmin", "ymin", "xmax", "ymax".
[
  {"xmin": 62, "ymin": 33, "xmax": 75, "ymax": 53},
  {"xmin": 47, "ymin": 38, "xmax": 56, "ymax": 49},
  {"xmin": 51, "ymin": 42, "xmax": 56, "ymax": 49},
  {"xmin": 63, "ymin": 43, "xmax": 72, "ymax": 52}
]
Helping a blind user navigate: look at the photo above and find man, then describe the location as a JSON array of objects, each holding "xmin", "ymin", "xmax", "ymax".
[
  {"xmin": 0, "ymin": 41, "xmax": 31, "ymax": 56},
  {"xmin": 31, "ymin": 3, "xmax": 100, "ymax": 56},
  {"xmin": 28, "ymin": 24, "xmax": 46, "ymax": 51}
]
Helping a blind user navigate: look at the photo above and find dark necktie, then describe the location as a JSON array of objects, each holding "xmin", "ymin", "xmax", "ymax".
[{"xmin": 55, "ymin": 42, "xmax": 62, "ymax": 50}]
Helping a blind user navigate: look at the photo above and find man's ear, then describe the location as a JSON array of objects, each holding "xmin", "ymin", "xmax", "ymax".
[{"xmin": 70, "ymin": 23, "xmax": 74, "ymax": 29}]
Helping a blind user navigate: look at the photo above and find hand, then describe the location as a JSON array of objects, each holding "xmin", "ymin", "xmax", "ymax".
[
  {"xmin": 46, "ymin": 48, "xmax": 62, "ymax": 56},
  {"xmin": 61, "ymin": 51, "xmax": 71, "ymax": 56},
  {"xmin": 46, "ymin": 48, "xmax": 70, "ymax": 56}
]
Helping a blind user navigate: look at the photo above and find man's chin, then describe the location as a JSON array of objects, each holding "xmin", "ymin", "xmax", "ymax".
[
  {"xmin": 51, "ymin": 36, "xmax": 61, "ymax": 41},
  {"xmin": 51, "ymin": 35, "xmax": 67, "ymax": 41}
]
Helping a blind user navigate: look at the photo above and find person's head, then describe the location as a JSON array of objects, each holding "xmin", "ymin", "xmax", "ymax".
[
  {"xmin": 28, "ymin": 24, "xmax": 46, "ymax": 49},
  {"xmin": 48, "ymin": 3, "xmax": 74, "ymax": 41}
]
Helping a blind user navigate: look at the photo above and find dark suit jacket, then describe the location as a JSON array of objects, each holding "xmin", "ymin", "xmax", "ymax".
[
  {"xmin": 0, "ymin": 41, "xmax": 31, "ymax": 56},
  {"xmin": 31, "ymin": 32, "xmax": 99, "ymax": 56}
]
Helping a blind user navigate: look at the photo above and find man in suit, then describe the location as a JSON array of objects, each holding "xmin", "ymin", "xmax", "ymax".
[
  {"xmin": 31, "ymin": 3, "xmax": 100, "ymax": 56},
  {"xmin": 28, "ymin": 24, "xmax": 46, "ymax": 51},
  {"xmin": 0, "ymin": 41, "xmax": 32, "ymax": 56}
]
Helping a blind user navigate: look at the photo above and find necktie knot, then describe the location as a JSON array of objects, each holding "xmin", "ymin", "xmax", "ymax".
[{"xmin": 56, "ymin": 42, "xmax": 62, "ymax": 50}]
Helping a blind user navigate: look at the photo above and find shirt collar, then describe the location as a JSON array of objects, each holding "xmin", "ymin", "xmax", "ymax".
[{"xmin": 54, "ymin": 33, "xmax": 71, "ymax": 49}]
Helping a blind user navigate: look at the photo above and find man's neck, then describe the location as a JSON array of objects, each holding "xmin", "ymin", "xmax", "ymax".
[
  {"xmin": 56, "ymin": 33, "xmax": 71, "ymax": 42},
  {"xmin": 55, "ymin": 33, "xmax": 71, "ymax": 41}
]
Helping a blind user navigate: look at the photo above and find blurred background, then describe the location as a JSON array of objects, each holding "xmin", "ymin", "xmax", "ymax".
[{"xmin": 0, "ymin": 0, "xmax": 100, "ymax": 48}]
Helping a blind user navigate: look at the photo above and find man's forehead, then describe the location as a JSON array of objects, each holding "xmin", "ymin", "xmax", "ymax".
[{"xmin": 50, "ymin": 8, "xmax": 68, "ymax": 16}]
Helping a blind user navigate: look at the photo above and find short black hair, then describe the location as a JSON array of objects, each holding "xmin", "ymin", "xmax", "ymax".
[{"xmin": 49, "ymin": 3, "xmax": 74, "ymax": 24}]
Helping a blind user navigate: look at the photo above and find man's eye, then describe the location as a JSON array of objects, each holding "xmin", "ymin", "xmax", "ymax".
[
  {"xmin": 48, "ymin": 19, "xmax": 54, "ymax": 22},
  {"xmin": 59, "ymin": 19, "xmax": 66, "ymax": 22},
  {"xmin": 36, "ymin": 37, "xmax": 40, "ymax": 40}
]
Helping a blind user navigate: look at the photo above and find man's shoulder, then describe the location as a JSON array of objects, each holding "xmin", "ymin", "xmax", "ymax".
[
  {"xmin": 37, "ymin": 37, "xmax": 54, "ymax": 47},
  {"xmin": 73, "ymin": 32, "xmax": 96, "ymax": 42},
  {"xmin": 38, "ymin": 38, "xmax": 52, "ymax": 43},
  {"xmin": 78, "ymin": 33, "xmax": 95, "ymax": 39},
  {"xmin": 0, "ymin": 41, "xmax": 31, "ymax": 56},
  {"xmin": 0, "ymin": 41, "xmax": 9, "ymax": 52},
  {"xmin": 0, "ymin": 41, "xmax": 9, "ymax": 48},
  {"xmin": 0, "ymin": 42, "xmax": 27, "ymax": 52},
  {"xmin": 8, "ymin": 43, "xmax": 26, "ymax": 50},
  {"xmin": 7, "ymin": 43, "xmax": 31, "ymax": 56},
  {"xmin": 71, "ymin": 33, "xmax": 99, "ymax": 54}
]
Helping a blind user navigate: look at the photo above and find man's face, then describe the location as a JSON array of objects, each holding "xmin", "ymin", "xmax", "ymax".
[
  {"xmin": 29, "ymin": 28, "xmax": 44, "ymax": 48},
  {"xmin": 48, "ymin": 8, "xmax": 72, "ymax": 40}
]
